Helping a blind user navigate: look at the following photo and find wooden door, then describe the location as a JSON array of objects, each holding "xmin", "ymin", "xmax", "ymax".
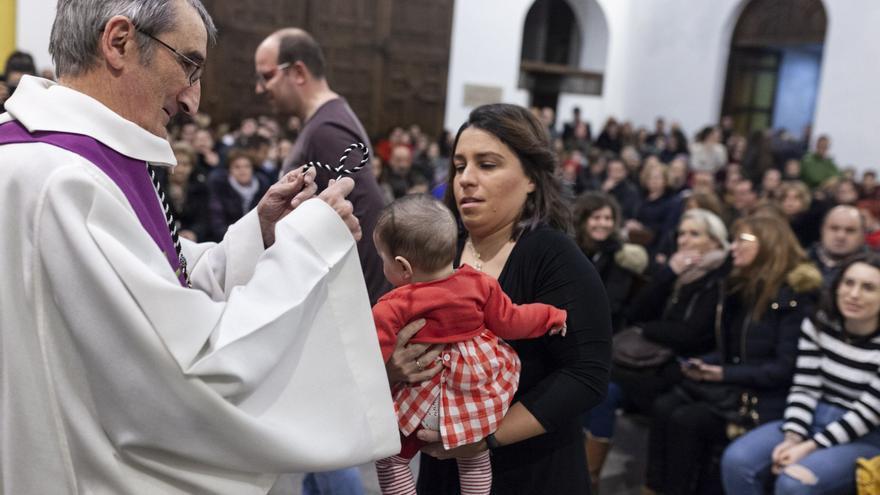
[{"xmin": 198, "ymin": 0, "xmax": 454, "ymax": 138}]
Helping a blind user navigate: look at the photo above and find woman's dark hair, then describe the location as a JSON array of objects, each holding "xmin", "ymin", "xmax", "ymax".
[
  {"xmin": 816, "ymin": 251, "xmax": 880, "ymax": 327},
  {"xmin": 696, "ymin": 126, "xmax": 715, "ymax": 143},
  {"xmin": 572, "ymin": 191, "xmax": 622, "ymax": 254},
  {"xmin": 4, "ymin": 51, "xmax": 36, "ymax": 77},
  {"xmin": 443, "ymin": 103, "xmax": 571, "ymax": 240}
]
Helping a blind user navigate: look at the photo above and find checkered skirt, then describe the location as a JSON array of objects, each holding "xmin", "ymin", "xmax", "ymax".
[{"xmin": 394, "ymin": 330, "xmax": 521, "ymax": 449}]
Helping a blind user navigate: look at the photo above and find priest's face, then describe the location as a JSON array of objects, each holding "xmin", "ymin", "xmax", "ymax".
[{"xmin": 131, "ymin": 0, "xmax": 207, "ymax": 138}]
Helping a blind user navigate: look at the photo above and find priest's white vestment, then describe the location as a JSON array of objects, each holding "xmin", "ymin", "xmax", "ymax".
[{"xmin": 0, "ymin": 76, "xmax": 400, "ymax": 494}]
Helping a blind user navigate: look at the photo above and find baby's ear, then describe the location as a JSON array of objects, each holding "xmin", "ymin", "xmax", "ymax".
[{"xmin": 395, "ymin": 256, "xmax": 414, "ymax": 279}]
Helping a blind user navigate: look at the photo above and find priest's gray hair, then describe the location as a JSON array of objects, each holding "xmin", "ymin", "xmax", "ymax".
[{"xmin": 49, "ymin": 0, "xmax": 217, "ymax": 78}]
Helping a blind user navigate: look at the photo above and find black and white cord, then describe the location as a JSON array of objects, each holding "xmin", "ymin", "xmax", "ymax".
[
  {"xmin": 302, "ymin": 142, "xmax": 370, "ymax": 180},
  {"xmin": 147, "ymin": 164, "xmax": 192, "ymax": 287}
]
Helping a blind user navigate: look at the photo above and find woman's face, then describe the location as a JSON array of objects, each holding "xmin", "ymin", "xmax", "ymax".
[
  {"xmin": 781, "ymin": 190, "xmax": 806, "ymax": 217},
  {"xmin": 762, "ymin": 170, "xmax": 781, "ymax": 193},
  {"xmin": 229, "ymin": 157, "xmax": 254, "ymax": 186},
  {"xmin": 677, "ymin": 218, "xmax": 718, "ymax": 254},
  {"xmin": 452, "ymin": 128, "xmax": 535, "ymax": 239},
  {"xmin": 837, "ymin": 262, "xmax": 880, "ymax": 325},
  {"xmin": 607, "ymin": 161, "xmax": 627, "ymax": 182},
  {"xmin": 584, "ymin": 206, "xmax": 615, "ymax": 243},
  {"xmin": 731, "ymin": 229, "xmax": 760, "ymax": 267},
  {"xmin": 646, "ymin": 169, "xmax": 666, "ymax": 194},
  {"xmin": 171, "ymin": 153, "xmax": 193, "ymax": 184}
]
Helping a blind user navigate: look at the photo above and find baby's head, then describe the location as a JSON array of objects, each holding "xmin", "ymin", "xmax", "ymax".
[{"xmin": 373, "ymin": 194, "xmax": 458, "ymax": 286}]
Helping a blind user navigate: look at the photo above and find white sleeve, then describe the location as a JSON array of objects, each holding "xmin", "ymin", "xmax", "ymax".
[
  {"xmin": 35, "ymin": 165, "xmax": 399, "ymax": 476},
  {"xmin": 179, "ymin": 209, "xmax": 266, "ymax": 301}
]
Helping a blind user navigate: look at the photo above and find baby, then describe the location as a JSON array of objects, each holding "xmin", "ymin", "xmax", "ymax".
[{"xmin": 371, "ymin": 194, "xmax": 567, "ymax": 495}]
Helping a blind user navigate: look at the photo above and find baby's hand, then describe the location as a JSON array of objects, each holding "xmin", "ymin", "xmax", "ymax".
[{"xmin": 549, "ymin": 325, "xmax": 567, "ymax": 337}]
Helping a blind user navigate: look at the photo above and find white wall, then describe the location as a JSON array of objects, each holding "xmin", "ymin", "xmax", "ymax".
[
  {"xmin": 601, "ymin": 0, "xmax": 743, "ymax": 134},
  {"xmin": 555, "ymin": 0, "xmax": 610, "ymax": 132},
  {"xmin": 443, "ymin": 0, "xmax": 533, "ymax": 131},
  {"xmin": 811, "ymin": 1, "xmax": 880, "ymax": 171},
  {"xmin": 16, "ymin": 0, "xmax": 54, "ymax": 72}
]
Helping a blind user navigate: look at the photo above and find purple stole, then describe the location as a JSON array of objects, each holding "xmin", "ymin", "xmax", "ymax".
[{"xmin": 0, "ymin": 120, "xmax": 188, "ymax": 286}]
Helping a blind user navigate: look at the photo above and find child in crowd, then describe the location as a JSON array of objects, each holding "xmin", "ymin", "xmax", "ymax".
[{"xmin": 371, "ymin": 194, "xmax": 567, "ymax": 495}]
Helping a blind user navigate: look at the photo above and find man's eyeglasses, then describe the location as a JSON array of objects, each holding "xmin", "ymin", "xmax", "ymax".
[
  {"xmin": 256, "ymin": 62, "xmax": 291, "ymax": 90},
  {"xmin": 136, "ymin": 27, "xmax": 203, "ymax": 86}
]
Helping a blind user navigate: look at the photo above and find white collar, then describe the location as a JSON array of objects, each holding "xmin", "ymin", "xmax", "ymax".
[{"xmin": 2, "ymin": 75, "xmax": 176, "ymax": 167}]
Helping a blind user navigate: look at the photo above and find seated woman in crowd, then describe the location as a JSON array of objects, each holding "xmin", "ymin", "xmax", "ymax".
[
  {"xmin": 628, "ymin": 161, "xmax": 682, "ymax": 258},
  {"xmin": 207, "ymin": 149, "xmax": 270, "ymax": 241},
  {"xmin": 722, "ymin": 252, "xmax": 880, "ymax": 495},
  {"xmin": 690, "ymin": 126, "xmax": 728, "ymax": 174},
  {"xmin": 600, "ymin": 158, "xmax": 641, "ymax": 220},
  {"xmin": 683, "ymin": 188, "xmax": 727, "ymax": 223},
  {"xmin": 164, "ymin": 142, "xmax": 209, "ymax": 242},
  {"xmin": 584, "ymin": 209, "xmax": 729, "ymax": 491},
  {"xmin": 778, "ymin": 180, "xmax": 823, "ymax": 248},
  {"xmin": 574, "ymin": 191, "xmax": 649, "ymax": 332},
  {"xmin": 386, "ymin": 103, "xmax": 611, "ymax": 494},
  {"xmin": 645, "ymin": 213, "xmax": 822, "ymax": 495}
]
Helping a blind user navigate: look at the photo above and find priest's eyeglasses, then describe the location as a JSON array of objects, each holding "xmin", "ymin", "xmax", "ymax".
[{"xmin": 136, "ymin": 28, "xmax": 204, "ymax": 86}]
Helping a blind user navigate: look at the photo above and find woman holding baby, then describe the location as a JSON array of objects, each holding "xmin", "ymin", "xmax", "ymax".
[{"xmin": 386, "ymin": 103, "xmax": 612, "ymax": 494}]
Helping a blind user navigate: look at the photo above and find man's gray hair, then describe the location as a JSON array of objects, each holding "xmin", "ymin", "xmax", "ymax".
[{"xmin": 49, "ymin": 0, "xmax": 217, "ymax": 78}]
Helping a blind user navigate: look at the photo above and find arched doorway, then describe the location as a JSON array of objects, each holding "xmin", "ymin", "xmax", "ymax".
[
  {"xmin": 519, "ymin": 0, "xmax": 604, "ymax": 112},
  {"xmin": 721, "ymin": 0, "xmax": 827, "ymax": 136}
]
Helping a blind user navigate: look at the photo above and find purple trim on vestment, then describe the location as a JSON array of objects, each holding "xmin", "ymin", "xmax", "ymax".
[{"xmin": 0, "ymin": 120, "xmax": 187, "ymax": 286}]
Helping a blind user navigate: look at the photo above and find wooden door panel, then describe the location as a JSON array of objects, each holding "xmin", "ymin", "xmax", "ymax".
[{"xmin": 198, "ymin": 0, "xmax": 454, "ymax": 138}]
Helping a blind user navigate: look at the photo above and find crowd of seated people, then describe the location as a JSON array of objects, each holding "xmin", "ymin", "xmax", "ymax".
[
  {"xmin": 156, "ymin": 104, "xmax": 879, "ymax": 494},
  {"xmin": 549, "ymin": 106, "xmax": 879, "ymax": 494}
]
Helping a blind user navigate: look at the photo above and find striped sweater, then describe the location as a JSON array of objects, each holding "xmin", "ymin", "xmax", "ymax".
[{"xmin": 782, "ymin": 315, "xmax": 880, "ymax": 447}]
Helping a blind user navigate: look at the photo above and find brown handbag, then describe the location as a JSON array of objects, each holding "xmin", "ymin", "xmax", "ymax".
[{"xmin": 612, "ymin": 326, "xmax": 674, "ymax": 369}]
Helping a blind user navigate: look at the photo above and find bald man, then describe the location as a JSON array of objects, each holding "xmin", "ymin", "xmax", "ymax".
[
  {"xmin": 255, "ymin": 28, "xmax": 390, "ymax": 308},
  {"xmin": 809, "ymin": 205, "xmax": 868, "ymax": 284}
]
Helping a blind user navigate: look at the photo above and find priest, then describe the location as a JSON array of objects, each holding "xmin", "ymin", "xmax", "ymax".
[{"xmin": 0, "ymin": 1, "xmax": 399, "ymax": 493}]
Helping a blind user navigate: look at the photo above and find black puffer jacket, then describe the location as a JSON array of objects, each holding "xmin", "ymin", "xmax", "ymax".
[
  {"xmin": 704, "ymin": 263, "xmax": 822, "ymax": 423},
  {"xmin": 626, "ymin": 261, "xmax": 726, "ymax": 357}
]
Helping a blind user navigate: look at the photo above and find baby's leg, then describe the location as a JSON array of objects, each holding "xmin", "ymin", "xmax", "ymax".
[
  {"xmin": 456, "ymin": 450, "xmax": 492, "ymax": 495},
  {"xmin": 376, "ymin": 454, "xmax": 416, "ymax": 495}
]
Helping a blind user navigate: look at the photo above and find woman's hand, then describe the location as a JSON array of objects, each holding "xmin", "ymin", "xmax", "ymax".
[
  {"xmin": 770, "ymin": 433, "xmax": 803, "ymax": 472},
  {"xmin": 417, "ymin": 429, "xmax": 487, "ymax": 460},
  {"xmin": 772, "ymin": 439, "xmax": 817, "ymax": 474},
  {"xmin": 668, "ymin": 250, "xmax": 702, "ymax": 275},
  {"xmin": 680, "ymin": 359, "xmax": 723, "ymax": 381},
  {"xmin": 386, "ymin": 319, "xmax": 442, "ymax": 384}
]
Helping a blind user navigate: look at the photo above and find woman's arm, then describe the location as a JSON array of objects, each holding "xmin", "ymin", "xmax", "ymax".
[
  {"xmin": 781, "ymin": 320, "xmax": 824, "ymax": 439},
  {"xmin": 641, "ymin": 278, "xmax": 719, "ymax": 355},
  {"xmin": 625, "ymin": 265, "xmax": 676, "ymax": 324},
  {"xmin": 512, "ymin": 234, "xmax": 612, "ymax": 433}
]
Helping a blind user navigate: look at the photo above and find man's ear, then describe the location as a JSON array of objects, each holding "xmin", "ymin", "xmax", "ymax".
[
  {"xmin": 101, "ymin": 16, "xmax": 137, "ymax": 71},
  {"xmin": 395, "ymin": 256, "xmax": 414, "ymax": 280},
  {"xmin": 290, "ymin": 61, "xmax": 309, "ymax": 85}
]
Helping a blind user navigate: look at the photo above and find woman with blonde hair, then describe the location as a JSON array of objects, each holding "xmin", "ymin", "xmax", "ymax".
[
  {"xmin": 645, "ymin": 213, "xmax": 822, "ymax": 494},
  {"xmin": 585, "ymin": 208, "xmax": 729, "ymax": 492}
]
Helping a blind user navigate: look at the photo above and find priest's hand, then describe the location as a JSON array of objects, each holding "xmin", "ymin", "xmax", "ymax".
[
  {"xmin": 257, "ymin": 165, "xmax": 317, "ymax": 247},
  {"xmin": 318, "ymin": 177, "xmax": 361, "ymax": 241}
]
